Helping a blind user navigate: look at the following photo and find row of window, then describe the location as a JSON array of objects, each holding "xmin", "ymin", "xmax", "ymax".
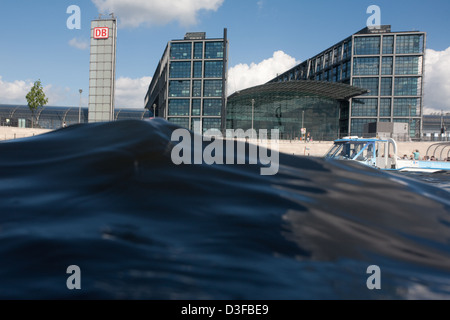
[
  {"xmin": 352, "ymin": 77, "xmax": 422, "ymax": 96},
  {"xmin": 170, "ymin": 41, "xmax": 224, "ymax": 60},
  {"xmin": 169, "ymin": 61, "xmax": 224, "ymax": 78},
  {"xmin": 309, "ymin": 41, "xmax": 353, "ymax": 76},
  {"xmin": 168, "ymin": 99, "xmax": 222, "ymax": 116},
  {"xmin": 169, "ymin": 80, "xmax": 223, "ymax": 98},
  {"xmin": 353, "ymin": 56, "xmax": 422, "ymax": 76},
  {"xmin": 351, "ymin": 98, "xmax": 421, "ymax": 117},
  {"xmin": 168, "ymin": 117, "xmax": 222, "ymax": 132}
]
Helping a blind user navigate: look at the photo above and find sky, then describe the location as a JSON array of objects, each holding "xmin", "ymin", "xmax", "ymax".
[{"xmin": 0, "ymin": 0, "xmax": 449, "ymax": 113}]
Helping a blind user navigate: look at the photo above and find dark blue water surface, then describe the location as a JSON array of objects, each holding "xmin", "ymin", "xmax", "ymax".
[{"xmin": 0, "ymin": 119, "xmax": 450, "ymax": 300}]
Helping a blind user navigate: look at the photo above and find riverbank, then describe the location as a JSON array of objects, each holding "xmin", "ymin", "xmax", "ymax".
[{"xmin": 0, "ymin": 126, "xmax": 441, "ymax": 160}]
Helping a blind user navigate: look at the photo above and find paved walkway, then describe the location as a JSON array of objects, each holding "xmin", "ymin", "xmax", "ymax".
[{"xmin": 0, "ymin": 126, "xmax": 52, "ymax": 141}]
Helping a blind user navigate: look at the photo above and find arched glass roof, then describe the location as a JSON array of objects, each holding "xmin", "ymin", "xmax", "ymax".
[{"xmin": 228, "ymin": 80, "xmax": 368, "ymax": 101}]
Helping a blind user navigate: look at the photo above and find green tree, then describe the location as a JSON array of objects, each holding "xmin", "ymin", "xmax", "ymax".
[{"xmin": 26, "ymin": 79, "xmax": 48, "ymax": 128}]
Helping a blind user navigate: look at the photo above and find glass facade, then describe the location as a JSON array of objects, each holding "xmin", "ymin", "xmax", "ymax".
[
  {"xmin": 271, "ymin": 26, "xmax": 425, "ymax": 138},
  {"xmin": 353, "ymin": 57, "xmax": 380, "ymax": 75},
  {"xmin": 205, "ymin": 42, "xmax": 224, "ymax": 59},
  {"xmin": 396, "ymin": 35, "xmax": 424, "ymax": 54},
  {"xmin": 145, "ymin": 31, "xmax": 228, "ymax": 133},
  {"xmin": 352, "ymin": 78, "xmax": 378, "ymax": 96},
  {"xmin": 351, "ymin": 99, "xmax": 378, "ymax": 117},
  {"xmin": 170, "ymin": 62, "xmax": 191, "ymax": 78},
  {"xmin": 395, "ymin": 56, "xmax": 421, "ymax": 75},
  {"xmin": 354, "ymin": 36, "xmax": 380, "ymax": 55},
  {"xmin": 226, "ymin": 82, "xmax": 360, "ymax": 141},
  {"xmin": 170, "ymin": 43, "xmax": 192, "ymax": 60}
]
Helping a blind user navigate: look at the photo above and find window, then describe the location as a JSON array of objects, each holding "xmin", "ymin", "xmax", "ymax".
[
  {"xmin": 204, "ymin": 80, "xmax": 222, "ymax": 97},
  {"xmin": 192, "ymin": 99, "xmax": 201, "ymax": 116},
  {"xmin": 351, "ymin": 99, "xmax": 378, "ymax": 116},
  {"xmin": 393, "ymin": 98, "xmax": 420, "ymax": 116},
  {"xmin": 342, "ymin": 61, "xmax": 351, "ymax": 79},
  {"xmin": 194, "ymin": 42, "xmax": 203, "ymax": 59},
  {"xmin": 168, "ymin": 99, "xmax": 190, "ymax": 116},
  {"xmin": 193, "ymin": 61, "xmax": 202, "ymax": 78},
  {"xmin": 343, "ymin": 41, "xmax": 352, "ymax": 60},
  {"xmin": 205, "ymin": 42, "xmax": 224, "ymax": 59},
  {"xmin": 203, "ymin": 99, "xmax": 222, "ymax": 116},
  {"xmin": 395, "ymin": 56, "xmax": 421, "ymax": 75},
  {"xmin": 203, "ymin": 118, "xmax": 222, "ymax": 133},
  {"xmin": 354, "ymin": 36, "xmax": 380, "ymax": 55},
  {"xmin": 170, "ymin": 43, "xmax": 192, "ymax": 60},
  {"xmin": 351, "ymin": 118, "xmax": 377, "ymax": 136},
  {"xmin": 353, "ymin": 57, "xmax": 380, "ymax": 75},
  {"xmin": 353, "ymin": 78, "xmax": 378, "ymax": 96},
  {"xmin": 380, "ymin": 98, "xmax": 391, "ymax": 117},
  {"xmin": 380, "ymin": 78, "xmax": 392, "ymax": 96},
  {"xmin": 204, "ymin": 61, "xmax": 223, "ymax": 78},
  {"xmin": 317, "ymin": 56, "xmax": 323, "ymax": 72},
  {"xmin": 394, "ymin": 77, "xmax": 421, "ymax": 96},
  {"xmin": 396, "ymin": 35, "xmax": 424, "ymax": 54},
  {"xmin": 169, "ymin": 80, "xmax": 190, "ymax": 97},
  {"xmin": 381, "ymin": 57, "xmax": 393, "ymax": 75},
  {"xmin": 382, "ymin": 36, "xmax": 394, "ymax": 54},
  {"xmin": 169, "ymin": 62, "xmax": 191, "ymax": 78},
  {"xmin": 192, "ymin": 80, "xmax": 202, "ymax": 97},
  {"xmin": 168, "ymin": 117, "xmax": 189, "ymax": 129}
]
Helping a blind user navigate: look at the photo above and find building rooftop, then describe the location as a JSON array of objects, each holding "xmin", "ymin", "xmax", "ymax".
[{"xmin": 184, "ymin": 32, "xmax": 206, "ymax": 40}]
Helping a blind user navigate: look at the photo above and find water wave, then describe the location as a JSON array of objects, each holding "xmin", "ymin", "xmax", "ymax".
[{"xmin": 0, "ymin": 119, "xmax": 449, "ymax": 299}]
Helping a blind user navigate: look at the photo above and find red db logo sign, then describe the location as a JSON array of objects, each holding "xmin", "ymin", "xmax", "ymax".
[{"xmin": 94, "ymin": 27, "xmax": 109, "ymax": 39}]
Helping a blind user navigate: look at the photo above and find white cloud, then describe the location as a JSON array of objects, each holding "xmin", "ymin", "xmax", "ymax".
[
  {"xmin": 424, "ymin": 47, "xmax": 450, "ymax": 114},
  {"xmin": 91, "ymin": 0, "xmax": 224, "ymax": 28},
  {"xmin": 0, "ymin": 76, "xmax": 33, "ymax": 104},
  {"xmin": 227, "ymin": 50, "xmax": 299, "ymax": 95},
  {"xmin": 0, "ymin": 76, "xmax": 73, "ymax": 106},
  {"xmin": 115, "ymin": 76, "xmax": 152, "ymax": 108},
  {"xmin": 69, "ymin": 38, "xmax": 89, "ymax": 50}
]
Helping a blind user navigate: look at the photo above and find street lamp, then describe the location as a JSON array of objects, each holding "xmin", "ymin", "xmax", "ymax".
[
  {"xmin": 78, "ymin": 89, "xmax": 83, "ymax": 124},
  {"xmin": 153, "ymin": 104, "xmax": 157, "ymax": 118},
  {"xmin": 409, "ymin": 104, "xmax": 412, "ymax": 139},
  {"xmin": 302, "ymin": 110, "xmax": 305, "ymax": 140}
]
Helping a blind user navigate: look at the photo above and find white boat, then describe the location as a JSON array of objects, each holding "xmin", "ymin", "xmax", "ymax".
[{"xmin": 325, "ymin": 137, "xmax": 450, "ymax": 173}]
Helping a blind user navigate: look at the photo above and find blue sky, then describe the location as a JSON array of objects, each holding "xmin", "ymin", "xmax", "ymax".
[{"xmin": 1, "ymin": 0, "xmax": 449, "ymax": 112}]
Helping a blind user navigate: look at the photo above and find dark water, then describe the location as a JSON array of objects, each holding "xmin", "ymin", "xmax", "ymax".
[{"xmin": 0, "ymin": 119, "xmax": 449, "ymax": 300}]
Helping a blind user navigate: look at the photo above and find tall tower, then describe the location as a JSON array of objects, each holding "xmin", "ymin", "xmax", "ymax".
[{"xmin": 88, "ymin": 14, "xmax": 117, "ymax": 123}]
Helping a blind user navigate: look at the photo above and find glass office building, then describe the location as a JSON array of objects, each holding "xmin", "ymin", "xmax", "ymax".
[
  {"xmin": 88, "ymin": 15, "xmax": 117, "ymax": 123},
  {"xmin": 227, "ymin": 81, "xmax": 367, "ymax": 141},
  {"xmin": 145, "ymin": 30, "xmax": 228, "ymax": 133},
  {"xmin": 270, "ymin": 26, "xmax": 426, "ymax": 138}
]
